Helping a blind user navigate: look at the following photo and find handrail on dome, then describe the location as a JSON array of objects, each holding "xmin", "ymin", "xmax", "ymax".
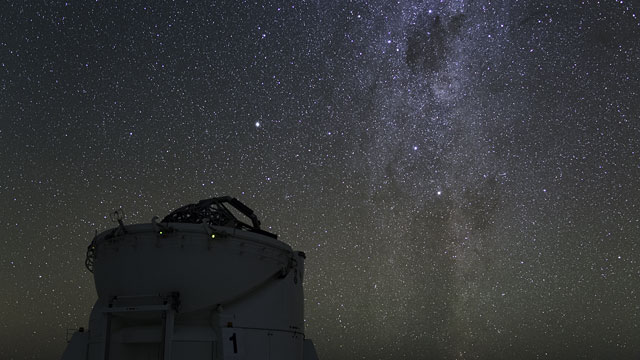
[{"xmin": 85, "ymin": 196, "xmax": 278, "ymax": 273}]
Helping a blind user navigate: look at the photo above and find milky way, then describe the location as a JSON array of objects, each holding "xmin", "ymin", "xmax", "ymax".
[{"xmin": 1, "ymin": 1, "xmax": 640, "ymax": 359}]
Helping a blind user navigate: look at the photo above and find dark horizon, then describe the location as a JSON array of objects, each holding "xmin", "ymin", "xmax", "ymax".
[{"xmin": 2, "ymin": 1, "xmax": 640, "ymax": 359}]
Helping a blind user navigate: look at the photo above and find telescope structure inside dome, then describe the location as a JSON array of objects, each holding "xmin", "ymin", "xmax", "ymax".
[{"xmin": 61, "ymin": 196, "xmax": 319, "ymax": 360}]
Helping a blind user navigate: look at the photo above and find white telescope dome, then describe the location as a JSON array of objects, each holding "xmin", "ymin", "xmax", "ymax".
[{"xmin": 61, "ymin": 196, "xmax": 319, "ymax": 360}]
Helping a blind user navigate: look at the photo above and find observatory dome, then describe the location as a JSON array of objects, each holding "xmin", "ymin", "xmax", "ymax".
[{"xmin": 61, "ymin": 196, "xmax": 319, "ymax": 360}]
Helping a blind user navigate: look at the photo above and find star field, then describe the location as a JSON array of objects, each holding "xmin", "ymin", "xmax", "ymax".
[{"xmin": 1, "ymin": 1, "xmax": 640, "ymax": 359}]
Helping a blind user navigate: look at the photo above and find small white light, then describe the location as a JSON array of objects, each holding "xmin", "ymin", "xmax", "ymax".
[
  {"xmin": 255, "ymin": 121, "xmax": 261, "ymax": 127},
  {"xmin": 437, "ymin": 190, "xmax": 442, "ymax": 196}
]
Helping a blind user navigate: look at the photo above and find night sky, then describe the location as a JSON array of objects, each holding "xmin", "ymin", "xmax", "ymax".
[{"xmin": 1, "ymin": 1, "xmax": 640, "ymax": 359}]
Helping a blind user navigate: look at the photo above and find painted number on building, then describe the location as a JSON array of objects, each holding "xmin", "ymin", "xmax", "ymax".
[{"xmin": 229, "ymin": 332, "xmax": 238, "ymax": 353}]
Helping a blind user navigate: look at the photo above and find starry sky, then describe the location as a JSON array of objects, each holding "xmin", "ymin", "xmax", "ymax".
[{"xmin": 1, "ymin": 1, "xmax": 640, "ymax": 359}]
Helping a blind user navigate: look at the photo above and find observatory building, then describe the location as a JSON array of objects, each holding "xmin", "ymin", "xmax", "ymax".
[{"xmin": 61, "ymin": 196, "xmax": 319, "ymax": 360}]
